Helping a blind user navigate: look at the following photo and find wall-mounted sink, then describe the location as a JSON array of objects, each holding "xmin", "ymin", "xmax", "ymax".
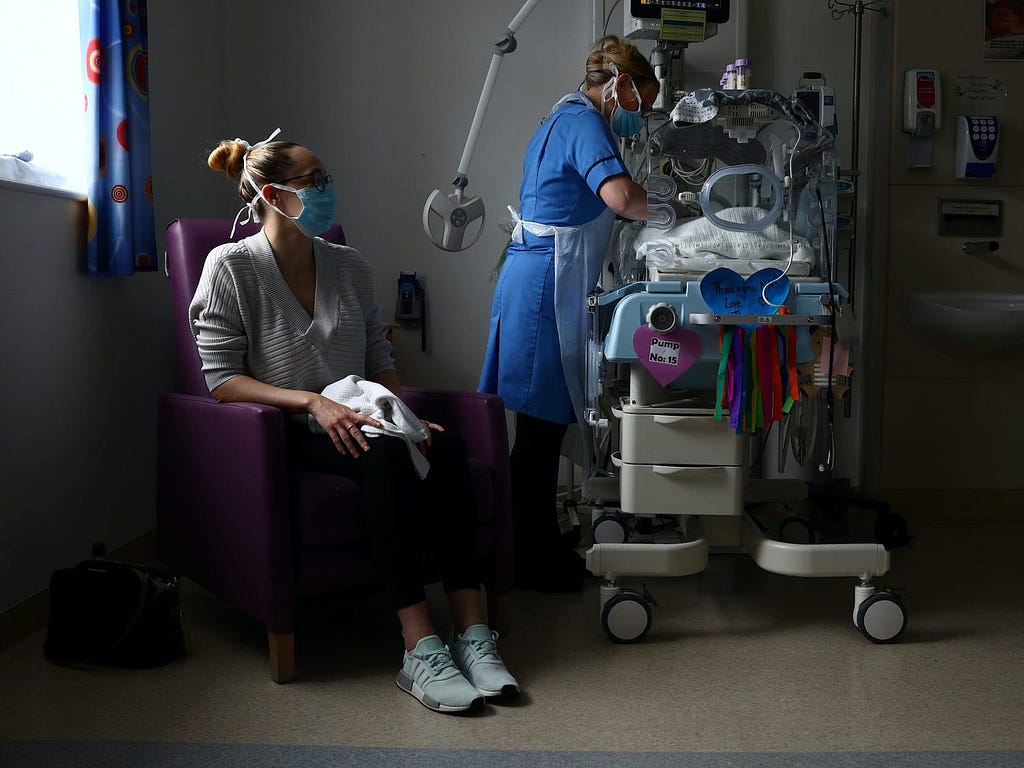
[{"xmin": 906, "ymin": 292, "xmax": 1024, "ymax": 355}]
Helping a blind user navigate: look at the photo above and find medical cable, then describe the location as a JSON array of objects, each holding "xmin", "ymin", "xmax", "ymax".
[
  {"xmin": 602, "ymin": 0, "xmax": 624, "ymax": 35},
  {"xmin": 815, "ymin": 185, "xmax": 838, "ymax": 473},
  {"xmin": 671, "ymin": 157, "xmax": 713, "ymax": 186},
  {"xmin": 778, "ymin": 396, "xmax": 811, "ymax": 472},
  {"xmin": 759, "ymin": 121, "xmax": 803, "ymax": 308}
]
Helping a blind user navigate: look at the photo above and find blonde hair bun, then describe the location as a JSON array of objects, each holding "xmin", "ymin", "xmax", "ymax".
[{"xmin": 207, "ymin": 140, "xmax": 247, "ymax": 181}]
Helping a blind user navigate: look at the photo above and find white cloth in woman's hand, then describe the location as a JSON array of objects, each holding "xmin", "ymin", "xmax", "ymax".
[{"xmin": 311, "ymin": 375, "xmax": 431, "ymax": 478}]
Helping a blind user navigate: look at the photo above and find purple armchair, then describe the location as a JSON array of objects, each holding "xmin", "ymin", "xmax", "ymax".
[{"xmin": 157, "ymin": 218, "xmax": 512, "ymax": 683}]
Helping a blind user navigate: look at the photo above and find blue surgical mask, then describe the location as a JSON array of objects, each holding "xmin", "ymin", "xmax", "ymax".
[
  {"xmin": 603, "ymin": 70, "xmax": 645, "ymax": 138},
  {"xmin": 247, "ymin": 172, "xmax": 336, "ymax": 238},
  {"xmin": 610, "ymin": 101, "xmax": 644, "ymax": 138},
  {"xmin": 265, "ymin": 181, "xmax": 336, "ymax": 238}
]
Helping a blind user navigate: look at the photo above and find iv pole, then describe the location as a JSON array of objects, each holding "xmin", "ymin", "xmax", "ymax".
[
  {"xmin": 827, "ymin": 0, "xmax": 887, "ymax": 306},
  {"xmin": 422, "ymin": 0, "xmax": 543, "ymax": 252}
]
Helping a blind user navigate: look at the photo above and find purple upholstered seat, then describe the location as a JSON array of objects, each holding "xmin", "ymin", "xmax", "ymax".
[{"xmin": 156, "ymin": 218, "xmax": 512, "ymax": 682}]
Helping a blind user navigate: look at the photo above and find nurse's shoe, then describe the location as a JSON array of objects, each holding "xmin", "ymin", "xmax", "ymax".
[
  {"xmin": 396, "ymin": 635, "xmax": 484, "ymax": 713},
  {"xmin": 450, "ymin": 624, "xmax": 521, "ymax": 699}
]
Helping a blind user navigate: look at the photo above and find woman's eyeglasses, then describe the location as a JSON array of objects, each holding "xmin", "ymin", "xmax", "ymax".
[{"xmin": 279, "ymin": 169, "xmax": 332, "ymax": 191}]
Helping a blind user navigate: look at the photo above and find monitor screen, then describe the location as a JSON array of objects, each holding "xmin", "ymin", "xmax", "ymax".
[{"xmin": 629, "ymin": 0, "xmax": 730, "ymax": 25}]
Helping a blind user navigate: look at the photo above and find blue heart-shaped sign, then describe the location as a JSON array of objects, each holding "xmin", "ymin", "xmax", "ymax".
[{"xmin": 699, "ymin": 267, "xmax": 791, "ymax": 316}]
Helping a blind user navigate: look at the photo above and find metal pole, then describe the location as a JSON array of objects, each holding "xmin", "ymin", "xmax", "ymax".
[{"xmin": 847, "ymin": 1, "xmax": 863, "ymax": 303}]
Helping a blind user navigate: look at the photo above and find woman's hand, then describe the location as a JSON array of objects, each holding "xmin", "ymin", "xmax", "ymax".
[
  {"xmin": 309, "ymin": 394, "xmax": 383, "ymax": 457},
  {"xmin": 415, "ymin": 419, "xmax": 445, "ymax": 456}
]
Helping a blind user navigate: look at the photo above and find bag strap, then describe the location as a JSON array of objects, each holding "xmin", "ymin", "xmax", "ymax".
[{"xmin": 78, "ymin": 559, "xmax": 179, "ymax": 588}]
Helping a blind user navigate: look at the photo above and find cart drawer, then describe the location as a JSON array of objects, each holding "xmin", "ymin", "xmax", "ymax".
[
  {"xmin": 617, "ymin": 458, "xmax": 743, "ymax": 517},
  {"xmin": 619, "ymin": 411, "xmax": 747, "ymax": 466}
]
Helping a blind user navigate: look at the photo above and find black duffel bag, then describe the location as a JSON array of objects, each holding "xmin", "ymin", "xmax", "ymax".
[{"xmin": 44, "ymin": 559, "xmax": 189, "ymax": 668}]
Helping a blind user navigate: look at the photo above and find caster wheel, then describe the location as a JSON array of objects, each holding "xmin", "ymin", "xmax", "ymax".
[
  {"xmin": 601, "ymin": 591, "xmax": 652, "ymax": 643},
  {"xmin": 779, "ymin": 515, "xmax": 817, "ymax": 544},
  {"xmin": 592, "ymin": 513, "xmax": 629, "ymax": 544},
  {"xmin": 856, "ymin": 591, "xmax": 907, "ymax": 643}
]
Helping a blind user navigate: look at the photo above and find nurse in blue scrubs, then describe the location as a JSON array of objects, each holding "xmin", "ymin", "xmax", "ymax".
[{"xmin": 480, "ymin": 35, "xmax": 658, "ymax": 592}]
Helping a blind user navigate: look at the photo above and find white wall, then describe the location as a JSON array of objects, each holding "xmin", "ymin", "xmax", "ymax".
[{"xmin": 0, "ymin": 184, "xmax": 175, "ymax": 612}]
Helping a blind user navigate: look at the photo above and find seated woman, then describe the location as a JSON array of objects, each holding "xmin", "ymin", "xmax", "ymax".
[{"xmin": 189, "ymin": 130, "xmax": 518, "ymax": 714}]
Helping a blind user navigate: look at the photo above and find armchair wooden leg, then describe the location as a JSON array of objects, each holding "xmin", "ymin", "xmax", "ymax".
[
  {"xmin": 488, "ymin": 591, "xmax": 511, "ymax": 637},
  {"xmin": 268, "ymin": 631, "xmax": 295, "ymax": 684}
]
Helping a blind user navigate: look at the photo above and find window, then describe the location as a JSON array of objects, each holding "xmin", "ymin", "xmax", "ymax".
[{"xmin": 0, "ymin": 0, "xmax": 87, "ymax": 194}]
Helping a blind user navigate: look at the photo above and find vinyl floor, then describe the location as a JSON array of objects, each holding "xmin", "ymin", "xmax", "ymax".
[{"xmin": 1, "ymin": 512, "xmax": 1022, "ymax": 757}]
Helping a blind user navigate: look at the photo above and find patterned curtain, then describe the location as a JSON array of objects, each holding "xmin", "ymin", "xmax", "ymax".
[{"xmin": 79, "ymin": 0, "xmax": 156, "ymax": 276}]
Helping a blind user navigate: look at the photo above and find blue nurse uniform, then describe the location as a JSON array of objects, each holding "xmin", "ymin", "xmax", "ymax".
[{"xmin": 479, "ymin": 93, "xmax": 629, "ymax": 424}]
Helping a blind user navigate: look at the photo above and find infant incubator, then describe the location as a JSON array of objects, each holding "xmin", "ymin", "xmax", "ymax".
[
  {"xmin": 577, "ymin": 87, "xmax": 907, "ymax": 646},
  {"xmin": 419, "ymin": 0, "xmax": 908, "ymax": 646}
]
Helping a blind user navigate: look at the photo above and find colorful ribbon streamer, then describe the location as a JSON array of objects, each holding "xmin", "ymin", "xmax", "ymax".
[{"xmin": 713, "ymin": 320, "xmax": 803, "ymax": 435}]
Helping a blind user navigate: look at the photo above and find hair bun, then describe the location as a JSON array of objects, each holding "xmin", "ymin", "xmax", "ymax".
[{"xmin": 208, "ymin": 139, "xmax": 247, "ymax": 181}]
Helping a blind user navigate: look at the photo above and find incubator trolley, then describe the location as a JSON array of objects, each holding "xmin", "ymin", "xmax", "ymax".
[{"xmin": 579, "ymin": 89, "xmax": 907, "ymax": 646}]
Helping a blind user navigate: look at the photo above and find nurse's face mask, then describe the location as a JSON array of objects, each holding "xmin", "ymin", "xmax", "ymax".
[{"xmin": 603, "ymin": 67, "xmax": 644, "ymax": 138}]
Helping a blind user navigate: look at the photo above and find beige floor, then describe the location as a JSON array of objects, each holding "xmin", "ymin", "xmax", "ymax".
[{"xmin": 1, "ymin": 514, "xmax": 1022, "ymax": 754}]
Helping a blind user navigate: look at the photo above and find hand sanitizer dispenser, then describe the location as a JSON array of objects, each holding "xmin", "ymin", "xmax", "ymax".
[
  {"xmin": 955, "ymin": 115, "xmax": 998, "ymax": 179},
  {"xmin": 904, "ymin": 69, "xmax": 941, "ymax": 168}
]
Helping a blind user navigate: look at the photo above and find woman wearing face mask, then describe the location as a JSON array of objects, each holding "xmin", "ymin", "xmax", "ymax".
[
  {"xmin": 192, "ymin": 134, "xmax": 519, "ymax": 714},
  {"xmin": 479, "ymin": 35, "xmax": 658, "ymax": 593}
]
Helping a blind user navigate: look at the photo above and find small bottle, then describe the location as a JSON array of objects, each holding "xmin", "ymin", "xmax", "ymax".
[
  {"xmin": 723, "ymin": 63, "xmax": 736, "ymax": 90},
  {"xmin": 734, "ymin": 58, "xmax": 752, "ymax": 90}
]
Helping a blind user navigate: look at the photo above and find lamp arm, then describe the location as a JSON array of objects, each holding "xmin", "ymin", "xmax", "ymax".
[{"xmin": 452, "ymin": 0, "xmax": 542, "ymax": 189}]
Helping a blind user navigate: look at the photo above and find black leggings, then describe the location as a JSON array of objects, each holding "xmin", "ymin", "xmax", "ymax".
[
  {"xmin": 509, "ymin": 412, "xmax": 569, "ymax": 565},
  {"xmin": 285, "ymin": 425, "xmax": 480, "ymax": 610}
]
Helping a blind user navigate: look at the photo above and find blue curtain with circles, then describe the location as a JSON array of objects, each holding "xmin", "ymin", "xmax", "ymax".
[{"xmin": 78, "ymin": 0, "xmax": 156, "ymax": 276}]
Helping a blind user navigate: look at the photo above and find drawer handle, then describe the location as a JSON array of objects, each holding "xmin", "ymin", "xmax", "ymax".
[
  {"xmin": 653, "ymin": 465, "xmax": 727, "ymax": 476},
  {"xmin": 651, "ymin": 415, "xmax": 718, "ymax": 426}
]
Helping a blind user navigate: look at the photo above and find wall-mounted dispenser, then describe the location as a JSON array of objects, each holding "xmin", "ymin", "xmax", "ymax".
[
  {"xmin": 396, "ymin": 271, "xmax": 427, "ymax": 352},
  {"xmin": 396, "ymin": 271, "xmax": 424, "ymax": 325},
  {"xmin": 954, "ymin": 115, "xmax": 998, "ymax": 179},
  {"xmin": 904, "ymin": 69, "xmax": 941, "ymax": 168}
]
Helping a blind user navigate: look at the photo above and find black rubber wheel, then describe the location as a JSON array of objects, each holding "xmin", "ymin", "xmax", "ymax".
[
  {"xmin": 778, "ymin": 515, "xmax": 817, "ymax": 544},
  {"xmin": 601, "ymin": 592, "xmax": 652, "ymax": 643},
  {"xmin": 592, "ymin": 513, "xmax": 629, "ymax": 544},
  {"xmin": 856, "ymin": 591, "xmax": 908, "ymax": 644}
]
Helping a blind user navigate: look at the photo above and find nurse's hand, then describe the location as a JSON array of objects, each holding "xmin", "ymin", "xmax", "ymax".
[
  {"xmin": 415, "ymin": 419, "xmax": 445, "ymax": 456},
  {"xmin": 310, "ymin": 395, "xmax": 383, "ymax": 457}
]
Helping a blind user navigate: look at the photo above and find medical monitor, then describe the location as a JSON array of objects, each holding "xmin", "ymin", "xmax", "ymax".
[{"xmin": 628, "ymin": 0, "xmax": 731, "ymax": 25}]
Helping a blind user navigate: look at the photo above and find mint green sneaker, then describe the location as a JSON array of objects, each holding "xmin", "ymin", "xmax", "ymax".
[
  {"xmin": 396, "ymin": 635, "xmax": 484, "ymax": 713},
  {"xmin": 450, "ymin": 624, "xmax": 521, "ymax": 699}
]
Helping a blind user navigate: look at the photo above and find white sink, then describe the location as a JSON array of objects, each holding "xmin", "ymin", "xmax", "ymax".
[{"xmin": 906, "ymin": 291, "xmax": 1024, "ymax": 354}]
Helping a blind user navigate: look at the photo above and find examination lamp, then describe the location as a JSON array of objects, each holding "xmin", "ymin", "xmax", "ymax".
[{"xmin": 422, "ymin": 0, "xmax": 541, "ymax": 252}]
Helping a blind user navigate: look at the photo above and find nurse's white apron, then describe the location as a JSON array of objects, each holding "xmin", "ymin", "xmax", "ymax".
[
  {"xmin": 510, "ymin": 204, "xmax": 616, "ymax": 476},
  {"xmin": 507, "ymin": 89, "xmax": 622, "ymax": 475}
]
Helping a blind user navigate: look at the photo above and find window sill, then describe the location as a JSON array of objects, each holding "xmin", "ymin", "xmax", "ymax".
[{"xmin": 0, "ymin": 177, "xmax": 86, "ymax": 202}]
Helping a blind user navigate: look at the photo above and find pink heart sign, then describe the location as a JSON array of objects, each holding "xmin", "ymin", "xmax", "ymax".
[{"xmin": 632, "ymin": 326, "xmax": 703, "ymax": 387}]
